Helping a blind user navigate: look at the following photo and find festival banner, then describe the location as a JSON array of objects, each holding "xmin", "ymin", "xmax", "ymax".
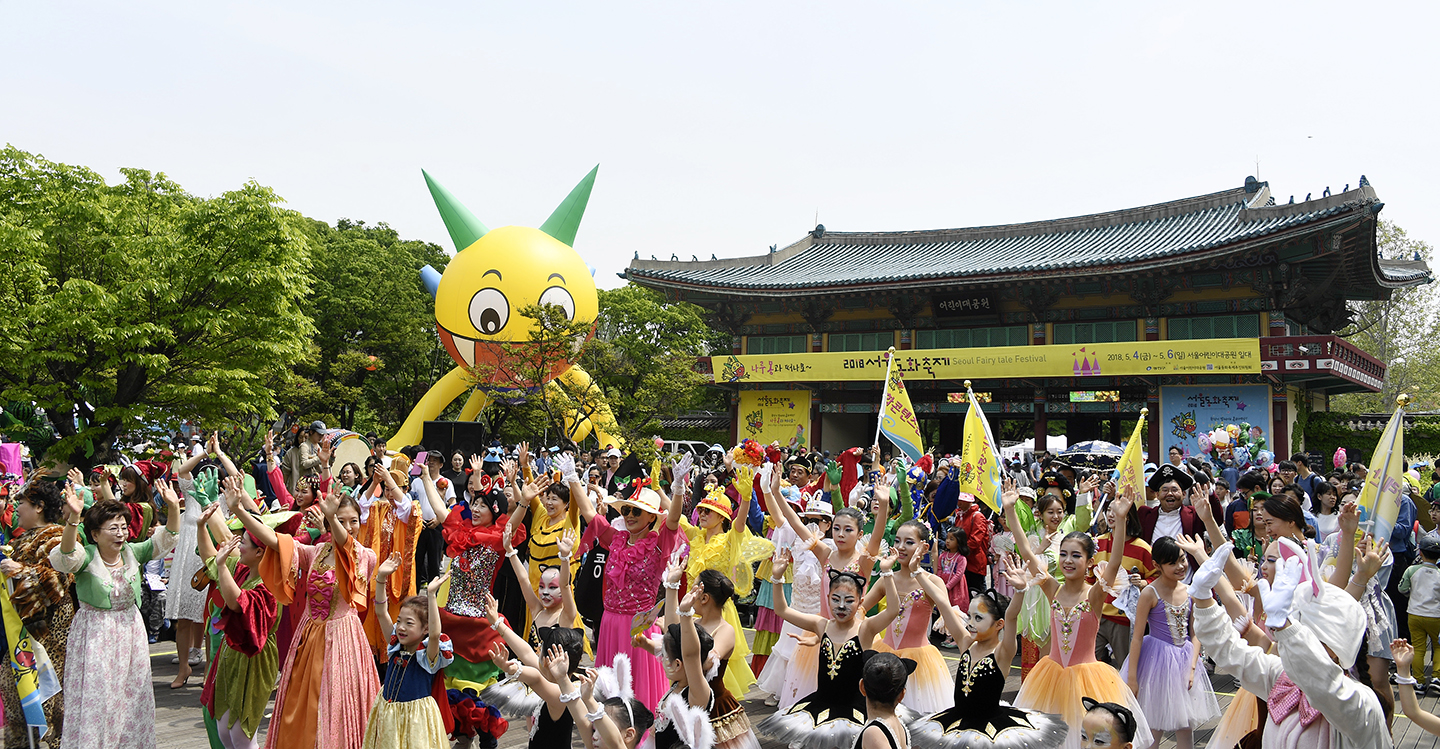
[
  {"xmin": 1160, "ymin": 385, "xmax": 1272, "ymax": 458},
  {"xmin": 1115, "ymin": 409, "xmax": 1149, "ymax": 501},
  {"xmin": 1357, "ymin": 397, "xmax": 1407, "ymax": 541},
  {"xmin": 0, "ymin": 574, "xmax": 59, "ymax": 740},
  {"xmin": 736, "ymin": 390, "xmax": 812, "ymax": 448},
  {"xmin": 956, "ymin": 384, "xmax": 1003, "ymax": 511},
  {"xmin": 709, "ymin": 338, "xmax": 1261, "ymax": 383},
  {"xmin": 878, "ymin": 364, "xmax": 924, "ymax": 462}
]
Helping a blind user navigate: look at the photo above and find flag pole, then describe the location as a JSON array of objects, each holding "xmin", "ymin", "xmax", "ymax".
[
  {"xmin": 873, "ymin": 347, "xmax": 896, "ymax": 448},
  {"xmin": 1362, "ymin": 393, "xmax": 1409, "ymax": 537}
]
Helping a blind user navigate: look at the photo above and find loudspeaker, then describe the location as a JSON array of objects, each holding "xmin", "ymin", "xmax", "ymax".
[{"xmin": 420, "ymin": 421, "xmax": 490, "ymax": 460}]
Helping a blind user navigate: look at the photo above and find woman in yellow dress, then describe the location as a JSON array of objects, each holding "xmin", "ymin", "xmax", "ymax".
[{"xmin": 679, "ymin": 453, "xmax": 774, "ymax": 699}]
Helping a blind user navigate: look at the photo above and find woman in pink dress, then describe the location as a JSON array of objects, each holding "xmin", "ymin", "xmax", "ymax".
[
  {"xmin": 228, "ymin": 476, "xmax": 380, "ymax": 749},
  {"xmin": 864, "ymin": 520, "xmax": 955, "ymax": 713},
  {"xmin": 578, "ymin": 475, "xmax": 688, "ymax": 711}
]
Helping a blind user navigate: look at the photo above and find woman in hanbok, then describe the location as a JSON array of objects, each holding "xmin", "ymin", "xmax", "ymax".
[{"xmin": 231, "ymin": 477, "xmax": 379, "ymax": 749}]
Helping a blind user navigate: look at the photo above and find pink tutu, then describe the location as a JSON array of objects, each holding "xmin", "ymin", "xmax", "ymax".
[{"xmin": 596, "ymin": 610, "xmax": 667, "ymax": 711}]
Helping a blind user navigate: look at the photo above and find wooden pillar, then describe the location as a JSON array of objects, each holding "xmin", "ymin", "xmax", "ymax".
[
  {"xmin": 728, "ymin": 392, "xmax": 739, "ymax": 445},
  {"xmin": 811, "ymin": 393, "xmax": 823, "ymax": 449},
  {"xmin": 1146, "ymin": 386, "xmax": 1161, "ymax": 462},
  {"xmin": 1271, "ymin": 385, "xmax": 1289, "ymax": 456},
  {"xmin": 1034, "ymin": 389, "xmax": 1048, "ymax": 453}
]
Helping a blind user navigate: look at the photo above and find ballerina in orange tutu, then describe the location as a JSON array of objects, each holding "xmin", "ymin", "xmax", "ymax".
[{"xmin": 1002, "ymin": 478, "xmax": 1152, "ymax": 749}]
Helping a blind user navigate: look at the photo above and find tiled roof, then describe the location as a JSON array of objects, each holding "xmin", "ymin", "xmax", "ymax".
[{"xmin": 626, "ymin": 180, "xmax": 1429, "ymax": 293}]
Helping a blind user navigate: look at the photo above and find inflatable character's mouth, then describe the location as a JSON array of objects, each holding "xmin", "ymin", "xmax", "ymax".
[{"xmin": 436, "ymin": 326, "xmax": 580, "ymax": 386}]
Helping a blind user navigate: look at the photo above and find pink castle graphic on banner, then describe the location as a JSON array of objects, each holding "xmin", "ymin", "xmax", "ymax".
[{"xmin": 1072, "ymin": 347, "xmax": 1102, "ymax": 376}]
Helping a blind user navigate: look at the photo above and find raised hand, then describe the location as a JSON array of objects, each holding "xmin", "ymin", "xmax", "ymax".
[
  {"xmin": 673, "ymin": 452, "xmax": 694, "ymax": 488},
  {"xmin": 376, "ymin": 551, "xmax": 402, "ymax": 579},
  {"xmin": 1173, "ymin": 534, "xmax": 1208, "ymax": 562},
  {"xmin": 1393, "ymin": 639, "xmax": 1415, "ymax": 675},
  {"xmin": 556, "ymin": 453, "xmax": 578, "ymax": 484},
  {"xmin": 222, "ymin": 475, "xmax": 246, "ymax": 514},
  {"xmin": 1078, "ymin": 474, "xmax": 1100, "ymax": 495},
  {"xmin": 470, "ymin": 454, "xmax": 485, "ymax": 473},
  {"xmin": 877, "ymin": 548, "xmax": 899, "ymax": 573},
  {"xmin": 521, "ymin": 475, "xmax": 554, "ymax": 506},
  {"xmin": 1356, "ymin": 534, "xmax": 1390, "ymax": 582},
  {"xmin": 826, "ymin": 460, "xmax": 841, "ymax": 486},
  {"xmin": 544, "ymin": 644, "xmax": 570, "ymax": 682},
  {"xmin": 905, "ymin": 546, "xmax": 924, "ymax": 576},
  {"xmin": 1001, "ymin": 476, "xmax": 1018, "ymax": 511},
  {"xmin": 770, "ymin": 548, "xmax": 792, "ymax": 580},
  {"xmin": 1193, "ymin": 489, "xmax": 1215, "ymax": 523},
  {"xmin": 1110, "ymin": 491, "xmax": 1134, "ymax": 520},
  {"xmin": 487, "ymin": 641, "xmax": 512, "ymax": 669},
  {"xmin": 216, "ymin": 534, "xmax": 243, "ymax": 561},
  {"xmin": 197, "ymin": 502, "xmax": 221, "ymax": 528},
  {"xmin": 1258, "ymin": 555, "xmax": 1304, "ymax": 628},
  {"xmin": 1338, "ymin": 500, "xmax": 1360, "ymax": 537},
  {"xmin": 1002, "ymin": 553, "xmax": 1031, "ymax": 590},
  {"xmin": 664, "ymin": 547, "xmax": 687, "ymax": 587},
  {"xmin": 316, "ymin": 487, "xmax": 340, "ymax": 518},
  {"xmin": 517, "ymin": 442, "xmax": 530, "ymax": 470},
  {"xmin": 559, "ymin": 529, "xmax": 577, "ymax": 561},
  {"xmin": 262, "ymin": 430, "xmax": 276, "ymax": 460},
  {"xmin": 1188, "ymin": 541, "xmax": 1232, "ymax": 600},
  {"xmin": 502, "ymin": 524, "xmax": 515, "ymax": 553},
  {"xmin": 67, "ymin": 467, "xmax": 84, "ymax": 486},
  {"xmin": 482, "ymin": 588, "xmax": 501, "ymax": 623},
  {"xmin": 318, "ymin": 435, "xmax": 333, "ymax": 466},
  {"xmin": 578, "ymin": 668, "xmax": 598, "ymax": 702},
  {"xmin": 427, "ymin": 571, "xmax": 450, "ymax": 597}
]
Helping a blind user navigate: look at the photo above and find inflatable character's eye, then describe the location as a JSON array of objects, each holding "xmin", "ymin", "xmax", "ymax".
[
  {"xmin": 538, "ymin": 286, "xmax": 576, "ymax": 321},
  {"xmin": 469, "ymin": 288, "xmax": 509, "ymax": 335}
]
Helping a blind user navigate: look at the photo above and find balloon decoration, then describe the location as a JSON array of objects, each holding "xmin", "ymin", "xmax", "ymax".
[
  {"xmin": 1334, "ymin": 447, "xmax": 1348, "ymax": 469},
  {"xmin": 388, "ymin": 167, "xmax": 622, "ymax": 448},
  {"xmin": 1197, "ymin": 422, "xmax": 1269, "ymax": 470}
]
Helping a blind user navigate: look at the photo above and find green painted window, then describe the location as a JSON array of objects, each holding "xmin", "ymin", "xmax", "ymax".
[
  {"xmin": 828, "ymin": 331, "xmax": 895, "ymax": 352},
  {"xmin": 746, "ymin": 335, "xmax": 807, "ymax": 355},
  {"xmin": 915, "ymin": 326, "xmax": 1027, "ymax": 349},
  {"xmin": 1166, "ymin": 314, "xmax": 1261, "ymax": 340},
  {"xmin": 1052, "ymin": 321, "xmax": 1138, "ymax": 345}
]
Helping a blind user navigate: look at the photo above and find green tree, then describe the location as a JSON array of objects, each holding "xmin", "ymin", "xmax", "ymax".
[
  {"xmin": 1333, "ymin": 221, "xmax": 1440, "ymax": 412},
  {"xmin": 0, "ymin": 146, "xmax": 314, "ymax": 466},
  {"xmin": 277, "ymin": 218, "xmax": 451, "ymax": 435},
  {"xmin": 579, "ymin": 285, "xmax": 729, "ymax": 451}
]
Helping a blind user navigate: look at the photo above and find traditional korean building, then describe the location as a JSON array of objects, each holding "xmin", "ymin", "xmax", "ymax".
[{"xmin": 624, "ymin": 177, "xmax": 1432, "ymax": 459}]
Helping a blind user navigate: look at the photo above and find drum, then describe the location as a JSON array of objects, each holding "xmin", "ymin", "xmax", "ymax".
[{"xmin": 326, "ymin": 430, "xmax": 373, "ymax": 480}]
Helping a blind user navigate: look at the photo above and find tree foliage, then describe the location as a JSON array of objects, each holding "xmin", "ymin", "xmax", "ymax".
[
  {"xmin": 580, "ymin": 285, "xmax": 729, "ymax": 447},
  {"xmin": 0, "ymin": 146, "xmax": 313, "ymax": 466},
  {"xmin": 275, "ymin": 218, "xmax": 451, "ymax": 435},
  {"xmin": 1333, "ymin": 221, "xmax": 1440, "ymax": 412}
]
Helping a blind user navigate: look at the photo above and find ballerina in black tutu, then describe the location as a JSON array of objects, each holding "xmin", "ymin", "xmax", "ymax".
[
  {"xmin": 908, "ymin": 550, "xmax": 1067, "ymax": 749},
  {"xmin": 757, "ymin": 548, "xmax": 908, "ymax": 749}
]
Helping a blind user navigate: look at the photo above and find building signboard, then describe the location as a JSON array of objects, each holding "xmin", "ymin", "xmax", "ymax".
[
  {"xmin": 710, "ymin": 338, "xmax": 1261, "ymax": 383},
  {"xmin": 737, "ymin": 390, "xmax": 812, "ymax": 448}
]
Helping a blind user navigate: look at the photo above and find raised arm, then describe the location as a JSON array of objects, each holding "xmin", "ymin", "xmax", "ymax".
[
  {"xmin": 419, "ymin": 469, "xmax": 450, "ymax": 525},
  {"xmin": 317, "ymin": 487, "xmax": 350, "ymax": 550},
  {"xmin": 1090, "ymin": 490, "xmax": 1132, "ymax": 610},
  {"xmin": 995, "ymin": 558, "xmax": 1028, "ymax": 666},
  {"xmin": 767, "ymin": 550, "xmax": 828, "ymax": 635},
  {"xmin": 914, "ymin": 557, "xmax": 969, "ymax": 649},
  {"xmin": 558, "ymin": 529, "xmax": 579, "ymax": 625},
  {"xmin": 679, "ymin": 590, "xmax": 712, "ymax": 709},
  {"xmin": 59, "ymin": 483, "xmax": 83, "ymax": 555},
  {"xmin": 175, "ymin": 442, "xmax": 207, "ymax": 480},
  {"xmin": 195, "ymin": 504, "xmax": 224, "ymax": 562},
  {"xmin": 425, "ymin": 572, "xmax": 448, "ymax": 665},
  {"xmin": 373, "ymin": 552, "xmax": 401, "ymax": 634},
  {"xmin": 1003, "ymin": 477, "xmax": 1056, "ymax": 598},
  {"xmin": 222, "ymin": 476, "xmax": 278, "ymax": 550},
  {"xmin": 762, "ymin": 464, "xmax": 831, "ymax": 567},
  {"xmin": 859, "ymin": 552, "xmax": 903, "ymax": 644},
  {"xmin": 503, "ymin": 525, "xmax": 541, "ymax": 613},
  {"xmin": 863, "ymin": 484, "xmax": 890, "ymax": 560},
  {"xmin": 1328, "ymin": 501, "xmax": 1361, "ymax": 588},
  {"xmin": 213, "ymin": 535, "xmax": 247, "ymax": 611}
]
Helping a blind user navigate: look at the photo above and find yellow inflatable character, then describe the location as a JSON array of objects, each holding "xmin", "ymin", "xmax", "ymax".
[{"xmin": 390, "ymin": 167, "xmax": 622, "ymax": 448}]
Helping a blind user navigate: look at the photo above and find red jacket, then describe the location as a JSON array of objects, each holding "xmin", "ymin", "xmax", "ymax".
[{"xmin": 955, "ymin": 503, "xmax": 990, "ymax": 576}]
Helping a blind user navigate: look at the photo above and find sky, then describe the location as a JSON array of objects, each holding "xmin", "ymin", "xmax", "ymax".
[{"xmin": 3, "ymin": 2, "xmax": 1437, "ymax": 289}]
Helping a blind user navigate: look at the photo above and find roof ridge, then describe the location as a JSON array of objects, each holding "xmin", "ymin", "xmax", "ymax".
[{"xmin": 817, "ymin": 186, "xmax": 1252, "ymax": 245}]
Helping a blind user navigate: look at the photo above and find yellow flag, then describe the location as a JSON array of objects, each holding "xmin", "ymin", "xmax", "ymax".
[
  {"xmin": 956, "ymin": 385, "xmax": 1002, "ymax": 510},
  {"xmin": 1115, "ymin": 409, "xmax": 1148, "ymax": 500},
  {"xmin": 879, "ymin": 362, "xmax": 925, "ymax": 462},
  {"xmin": 1358, "ymin": 397, "xmax": 1407, "ymax": 541}
]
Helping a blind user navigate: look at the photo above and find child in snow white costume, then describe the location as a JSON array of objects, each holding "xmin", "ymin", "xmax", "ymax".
[{"xmin": 1182, "ymin": 534, "xmax": 1389, "ymax": 749}]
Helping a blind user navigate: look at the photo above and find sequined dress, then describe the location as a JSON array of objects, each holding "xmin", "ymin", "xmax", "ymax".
[{"xmin": 910, "ymin": 650, "xmax": 1065, "ymax": 749}]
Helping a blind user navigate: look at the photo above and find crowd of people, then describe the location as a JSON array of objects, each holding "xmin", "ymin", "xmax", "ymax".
[{"xmin": 6, "ymin": 425, "xmax": 1440, "ymax": 749}]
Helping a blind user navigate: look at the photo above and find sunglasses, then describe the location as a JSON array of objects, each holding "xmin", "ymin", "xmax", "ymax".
[{"xmin": 619, "ymin": 505, "xmax": 650, "ymax": 518}]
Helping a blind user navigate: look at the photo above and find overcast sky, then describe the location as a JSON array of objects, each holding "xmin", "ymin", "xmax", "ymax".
[{"xmin": 4, "ymin": 2, "xmax": 1436, "ymax": 288}]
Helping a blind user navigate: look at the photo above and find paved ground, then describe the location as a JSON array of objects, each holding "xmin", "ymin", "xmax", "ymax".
[{"xmin": 138, "ymin": 636, "xmax": 1440, "ymax": 749}]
